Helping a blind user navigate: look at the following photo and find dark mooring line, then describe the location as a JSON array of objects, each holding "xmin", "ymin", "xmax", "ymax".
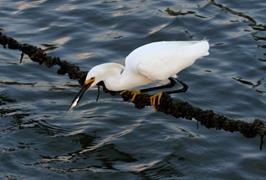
[{"xmin": 0, "ymin": 32, "xmax": 265, "ymax": 149}]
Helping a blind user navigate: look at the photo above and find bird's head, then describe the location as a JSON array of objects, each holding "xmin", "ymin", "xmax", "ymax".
[{"xmin": 69, "ymin": 63, "xmax": 123, "ymax": 110}]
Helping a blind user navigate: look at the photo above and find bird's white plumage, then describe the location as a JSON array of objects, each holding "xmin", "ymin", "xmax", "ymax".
[
  {"xmin": 124, "ymin": 41, "xmax": 209, "ymax": 81},
  {"xmin": 86, "ymin": 40, "xmax": 209, "ymax": 91},
  {"xmin": 104, "ymin": 41, "xmax": 209, "ymax": 90},
  {"xmin": 70, "ymin": 40, "xmax": 210, "ymax": 109}
]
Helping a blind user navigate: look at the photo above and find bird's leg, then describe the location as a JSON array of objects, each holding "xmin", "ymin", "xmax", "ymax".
[
  {"xmin": 120, "ymin": 90, "xmax": 141, "ymax": 102},
  {"xmin": 150, "ymin": 92, "xmax": 164, "ymax": 111},
  {"xmin": 140, "ymin": 77, "xmax": 188, "ymax": 93},
  {"xmin": 149, "ymin": 78, "xmax": 188, "ymax": 111},
  {"xmin": 165, "ymin": 78, "xmax": 188, "ymax": 94},
  {"xmin": 140, "ymin": 78, "xmax": 176, "ymax": 92}
]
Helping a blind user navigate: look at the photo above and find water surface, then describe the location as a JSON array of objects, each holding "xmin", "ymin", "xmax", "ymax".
[{"xmin": 0, "ymin": 0, "xmax": 266, "ymax": 179}]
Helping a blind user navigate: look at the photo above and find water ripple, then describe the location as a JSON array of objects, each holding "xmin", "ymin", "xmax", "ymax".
[{"xmin": 1, "ymin": 0, "xmax": 266, "ymax": 179}]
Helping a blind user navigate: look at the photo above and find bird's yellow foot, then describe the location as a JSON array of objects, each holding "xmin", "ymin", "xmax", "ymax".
[
  {"xmin": 150, "ymin": 92, "xmax": 164, "ymax": 111},
  {"xmin": 120, "ymin": 90, "xmax": 141, "ymax": 102}
]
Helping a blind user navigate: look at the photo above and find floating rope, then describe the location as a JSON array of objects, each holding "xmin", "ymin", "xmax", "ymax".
[{"xmin": 0, "ymin": 32, "xmax": 265, "ymax": 149}]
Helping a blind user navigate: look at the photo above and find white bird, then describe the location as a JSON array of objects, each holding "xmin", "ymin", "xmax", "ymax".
[{"xmin": 70, "ymin": 40, "xmax": 210, "ymax": 110}]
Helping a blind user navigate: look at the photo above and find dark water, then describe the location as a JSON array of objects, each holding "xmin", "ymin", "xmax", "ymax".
[{"xmin": 0, "ymin": 0, "xmax": 266, "ymax": 179}]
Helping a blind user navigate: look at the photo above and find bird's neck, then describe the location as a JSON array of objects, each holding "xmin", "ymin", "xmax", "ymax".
[{"xmin": 103, "ymin": 71, "xmax": 151, "ymax": 91}]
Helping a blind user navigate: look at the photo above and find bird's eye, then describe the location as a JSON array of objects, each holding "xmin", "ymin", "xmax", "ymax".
[{"xmin": 90, "ymin": 77, "xmax": 95, "ymax": 80}]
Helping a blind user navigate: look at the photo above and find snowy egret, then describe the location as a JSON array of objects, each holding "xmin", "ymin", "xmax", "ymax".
[{"xmin": 70, "ymin": 41, "xmax": 209, "ymax": 110}]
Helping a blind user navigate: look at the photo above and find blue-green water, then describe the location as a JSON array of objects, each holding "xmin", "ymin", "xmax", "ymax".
[{"xmin": 0, "ymin": 0, "xmax": 266, "ymax": 179}]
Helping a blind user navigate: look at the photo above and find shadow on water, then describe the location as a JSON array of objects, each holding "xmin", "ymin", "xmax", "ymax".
[
  {"xmin": 37, "ymin": 143, "xmax": 137, "ymax": 173},
  {"xmin": 1, "ymin": 93, "xmax": 185, "ymax": 179},
  {"xmin": 1, "ymin": 93, "xmax": 138, "ymax": 177}
]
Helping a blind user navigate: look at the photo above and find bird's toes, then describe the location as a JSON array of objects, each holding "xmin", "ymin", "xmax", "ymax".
[
  {"xmin": 120, "ymin": 90, "xmax": 141, "ymax": 103},
  {"xmin": 150, "ymin": 92, "xmax": 163, "ymax": 111},
  {"xmin": 120, "ymin": 90, "xmax": 128, "ymax": 96},
  {"xmin": 150, "ymin": 96, "xmax": 158, "ymax": 111},
  {"xmin": 130, "ymin": 90, "xmax": 141, "ymax": 103}
]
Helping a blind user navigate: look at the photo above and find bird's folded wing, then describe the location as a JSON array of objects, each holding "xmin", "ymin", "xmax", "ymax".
[{"xmin": 137, "ymin": 61, "xmax": 173, "ymax": 81}]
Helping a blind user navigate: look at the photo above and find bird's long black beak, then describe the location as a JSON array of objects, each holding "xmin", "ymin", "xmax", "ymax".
[{"xmin": 69, "ymin": 78, "xmax": 95, "ymax": 111}]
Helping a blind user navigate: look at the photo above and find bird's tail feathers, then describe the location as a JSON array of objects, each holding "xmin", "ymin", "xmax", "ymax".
[{"xmin": 195, "ymin": 40, "xmax": 210, "ymax": 57}]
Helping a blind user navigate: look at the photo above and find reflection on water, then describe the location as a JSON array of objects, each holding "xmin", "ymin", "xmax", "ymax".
[{"xmin": 1, "ymin": 0, "xmax": 266, "ymax": 179}]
